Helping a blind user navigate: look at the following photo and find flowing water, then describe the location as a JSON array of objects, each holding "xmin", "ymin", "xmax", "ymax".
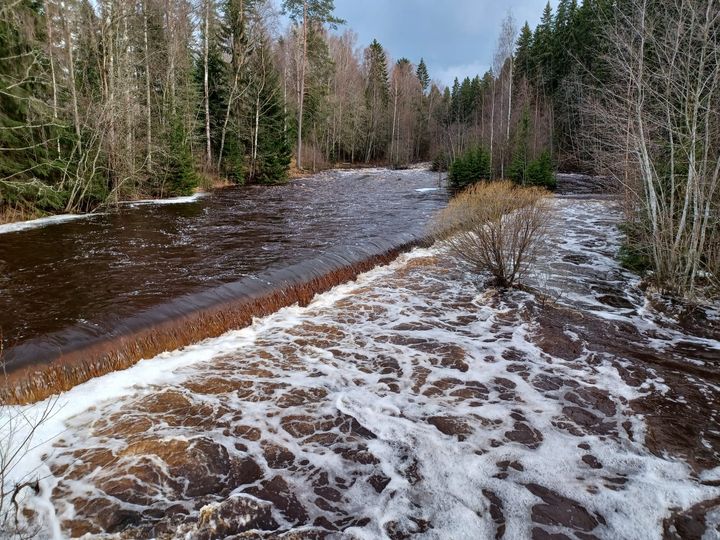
[
  {"xmin": 4, "ymin": 191, "xmax": 720, "ymax": 539},
  {"xmin": 0, "ymin": 168, "xmax": 447, "ymax": 402}
]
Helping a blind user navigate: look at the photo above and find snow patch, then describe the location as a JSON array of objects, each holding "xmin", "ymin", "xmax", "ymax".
[{"xmin": 0, "ymin": 213, "xmax": 99, "ymax": 234}]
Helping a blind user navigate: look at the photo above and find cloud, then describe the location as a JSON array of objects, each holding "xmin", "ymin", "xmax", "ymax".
[
  {"xmin": 274, "ymin": 0, "xmax": 555, "ymax": 89},
  {"xmin": 432, "ymin": 61, "xmax": 490, "ymax": 87}
]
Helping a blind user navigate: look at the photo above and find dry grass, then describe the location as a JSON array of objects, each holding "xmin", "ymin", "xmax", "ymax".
[
  {"xmin": 0, "ymin": 205, "xmax": 42, "ymax": 227},
  {"xmin": 432, "ymin": 181, "xmax": 552, "ymax": 288}
]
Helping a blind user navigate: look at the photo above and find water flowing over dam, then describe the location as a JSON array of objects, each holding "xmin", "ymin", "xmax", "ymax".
[
  {"xmin": 0, "ymin": 168, "xmax": 448, "ymax": 403},
  {"xmin": 6, "ymin": 193, "xmax": 720, "ymax": 539}
]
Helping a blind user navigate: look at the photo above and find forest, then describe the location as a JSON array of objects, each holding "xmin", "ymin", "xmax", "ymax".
[{"xmin": 0, "ymin": 0, "xmax": 603, "ymax": 215}]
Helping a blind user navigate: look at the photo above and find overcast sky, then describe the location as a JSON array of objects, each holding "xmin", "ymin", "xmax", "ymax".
[{"xmin": 326, "ymin": 0, "xmax": 556, "ymax": 87}]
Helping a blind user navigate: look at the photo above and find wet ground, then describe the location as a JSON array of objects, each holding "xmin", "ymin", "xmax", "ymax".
[
  {"xmin": 7, "ymin": 195, "xmax": 720, "ymax": 539},
  {"xmin": 0, "ymin": 168, "xmax": 447, "ymax": 362}
]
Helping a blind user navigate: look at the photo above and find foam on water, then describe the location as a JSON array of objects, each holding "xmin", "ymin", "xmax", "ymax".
[
  {"xmin": 0, "ymin": 192, "xmax": 206, "ymax": 235},
  {"xmin": 120, "ymin": 192, "xmax": 208, "ymax": 206},
  {"xmin": 2, "ymin": 197, "xmax": 719, "ymax": 539}
]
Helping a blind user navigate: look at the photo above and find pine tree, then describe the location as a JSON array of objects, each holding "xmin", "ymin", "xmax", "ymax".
[{"xmin": 281, "ymin": 0, "xmax": 343, "ymax": 169}]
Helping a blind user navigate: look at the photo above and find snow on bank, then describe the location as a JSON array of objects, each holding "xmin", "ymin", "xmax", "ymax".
[
  {"xmin": 120, "ymin": 191, "xmax": 209, "ymax": 206},
  {"xmin": 0, "ymin": 213, "xmax": 99, "ymax": 235}
]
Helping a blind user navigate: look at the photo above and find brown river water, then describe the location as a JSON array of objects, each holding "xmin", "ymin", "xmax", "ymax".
[
  {"xmin": 0, "ymin": 168, "xmax": 447, "ymax": 403},
  {"xmin": 2, "ymin": 173, "xmax": 720, "ymax": 539}
]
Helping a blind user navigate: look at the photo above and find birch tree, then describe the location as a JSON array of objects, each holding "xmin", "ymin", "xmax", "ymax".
[
  {"xmin": 587, "ymin": 0, "xmax": 720, "ymax": 296},
  {"xmin": 281, "ymin": 0, "xmax": 342, "ymax": 169}
]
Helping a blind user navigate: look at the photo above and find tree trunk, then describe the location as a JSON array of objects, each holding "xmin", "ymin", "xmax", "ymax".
[
  {"xmin": 59, "ymin": 6, "xmax": 82, "ymax": 153},
  {"xmin": 203, "ymin": 0, "xmax": 212, "ymax": 170},
  {"xmin": 296, "ymin": 1, "xmax": 308, "ymax": 169},
  {"xmin": 143, "ymin": 0, "xmax": 153, "ymax": 172}
]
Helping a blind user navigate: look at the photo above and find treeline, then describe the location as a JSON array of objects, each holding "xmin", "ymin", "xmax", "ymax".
[
  {"xmin": 440, "ymin": 0, "xmax": 609, "ymax": 187},
  {"xmin": 0, "ymin": 0, "xmax": 581, "ymax": 221},
  {"xmin": 519, "ymin": 0, "xmax": 719, "ymax": 298},
  {"xmin": 0, "ymin": 0, "xmax": 440, "ymax": 220},
  {"xmin": 441, "ymin": 0, "xmax": 719, "ymax": 299},
  {"xmin": 0, "ymin": 0, "xmax": 294, "ymax": 221}
]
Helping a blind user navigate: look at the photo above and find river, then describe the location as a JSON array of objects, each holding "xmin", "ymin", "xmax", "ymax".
[
  {"xmin": 0, "ymin": 167, "xmax": 447, "ymax": 403},
  {"xmin": 2, "ymin": 175, "xmax": 719, "ymax": 539}
]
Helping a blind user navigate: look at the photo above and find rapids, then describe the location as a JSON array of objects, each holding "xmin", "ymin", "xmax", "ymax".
[
  {"xmin": 3, "ymin": 191, "xmax": 720, "ymax": 539},
  {"xmin": 0, "ymin": 168, "xmax": 447, "ymax": 403}
]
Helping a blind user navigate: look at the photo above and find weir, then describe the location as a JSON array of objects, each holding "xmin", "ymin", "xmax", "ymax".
[
  {"xmin": 0, "ymin": 168, "xmax": 448, "ymax": 404},
  {"xmin": 0, "ymin": 233, "xmax": 425, "ymax": 404}
]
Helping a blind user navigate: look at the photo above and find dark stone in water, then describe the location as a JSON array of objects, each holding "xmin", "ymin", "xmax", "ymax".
[
  {"xmin": 597, "ymin": 294, "xmax": 635, "ymax": 309},
  {"xmin": 427, "ymin": 415, "xmax": 473, "ymax": 441},
  {"xmin": 245, "ymin": 475, "xmax": 309, "ymax": 525},
  {"xmin": 193, "ymin": 496, "xmax": 279, "ymax": 539},
  {"xmin": 526, "ymin": 483, "xmax": 601, "ymax": 532}
]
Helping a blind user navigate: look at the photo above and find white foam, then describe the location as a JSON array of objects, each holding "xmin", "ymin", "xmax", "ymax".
[
  {"xmin": 3, "ymin": 198, "xmax": 719, "ymax": 539},
  {"xmin": 0, "ymin": 193, "xmax": 207, "ymax": 235},
  {"xmin": 121, "ymin": 192, "xmax": 208, "ymax": 206}
]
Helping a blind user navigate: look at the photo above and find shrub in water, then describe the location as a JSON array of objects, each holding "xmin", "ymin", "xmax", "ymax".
[{"xmin": 432, "ymin": 181, "xmax": 552, "ymax": 288}]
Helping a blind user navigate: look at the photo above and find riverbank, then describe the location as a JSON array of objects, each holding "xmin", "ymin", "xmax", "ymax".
[
  {"xmin": 4, "ymin": 194, "xmax": 719, "ymax": 538},
  {"xmin": 0, "ymin": 162, "xmax": 432, "ymax": 230},
  {"xmin": 0, "ymin": 192, "xmax": 211, "ymax": 235}
]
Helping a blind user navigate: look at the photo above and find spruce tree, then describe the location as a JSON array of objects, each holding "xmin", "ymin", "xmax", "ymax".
[
  {"xmin": 416, "ymin": 58, "xmax": 430, "ymax": 93},
  {"xmin": 247, "ymin": 38, "xmax": 291, "ymax": 184},
  {"xmin": 449, "ymin": 146, "xmax": 491, "ymax": 187},
  {"xmin": 364, "ymin": 39, "xmax": 389, "ymax": 161},
  {"xmin": 164, "ymin": 116, "xmax": 199, "ymax": 196},
  {"xmin": 514, "ymin": 22, "xmax": 533, "ymax": 82},
  {"xmin": 531, "ymin": 2, "xmax": 555, "ymax": 90},
  {"xmin": 526, "ymin": 151, "xmax": 555, "ymax": 189},
  {"xmin": 366, "ymin": 39, "xmax": 389, "ymax": 99},
  {"xmin": 509, "ymin": 108, "xmax": 532, "ymax": 184},
  {"xmin": 0, "ymin": 0, "xmax": 65, "ymax": 212}
]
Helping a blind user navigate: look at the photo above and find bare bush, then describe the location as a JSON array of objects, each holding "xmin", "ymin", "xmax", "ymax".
[
  {"xmin": 1, "ymin": 341, "xmax": 57, "ymax": 538},
  {"xmin": 432, "ymin": 181, "xmax": 552, "ymax": 288}
]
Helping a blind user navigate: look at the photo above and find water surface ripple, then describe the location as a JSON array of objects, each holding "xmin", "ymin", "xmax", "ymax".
[{"xmin": 0, "ymin": 168, "xmax": 447, "ymax": 377}]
